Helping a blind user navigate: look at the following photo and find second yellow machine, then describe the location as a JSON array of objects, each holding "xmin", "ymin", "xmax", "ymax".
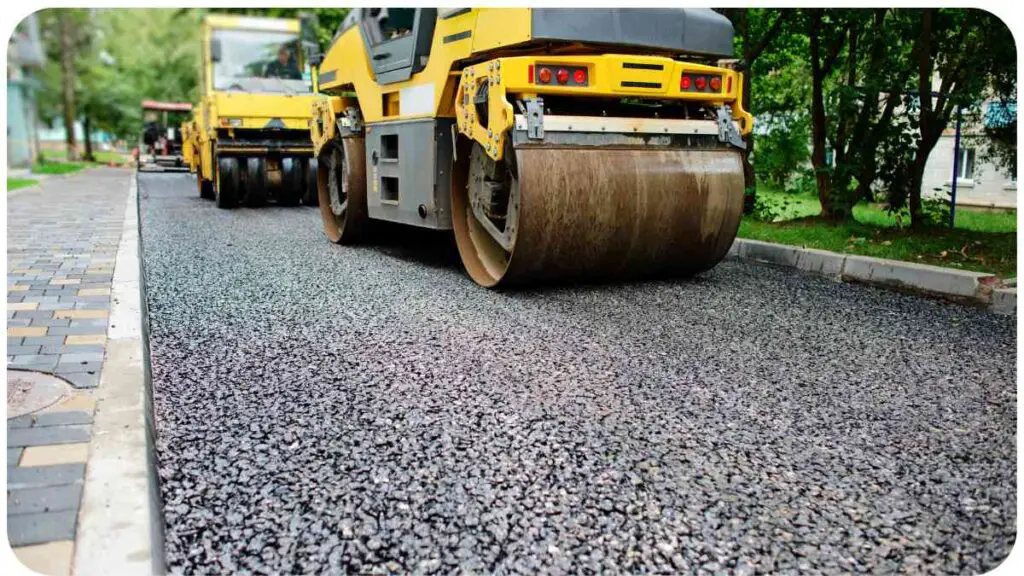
[
  {"xmin": 310, "ymin": 8, "xmax": 753, "ymax": 287},
  {"xmin": 184, "ymin": 14, "xmax": 321, "ymax": 208}
]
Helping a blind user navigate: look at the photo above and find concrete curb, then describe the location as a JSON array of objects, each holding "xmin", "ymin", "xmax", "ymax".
[
  {"xmin": 73, "ymin": 172, "xmax": 166, "ymax": 574},
  {"xmin": 728, "ymin": 238, "xmax": 1013, "ymax": 315}
]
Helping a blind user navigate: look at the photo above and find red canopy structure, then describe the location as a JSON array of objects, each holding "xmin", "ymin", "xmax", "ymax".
[{"xmin": 141, "ymin": 100, "xmax": 193, "ymax": 112}]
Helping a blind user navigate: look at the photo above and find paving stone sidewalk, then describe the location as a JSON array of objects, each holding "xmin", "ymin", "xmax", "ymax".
[{"xmin": 6, "ymin": 167, "xmax": 132, "ymax": 575}]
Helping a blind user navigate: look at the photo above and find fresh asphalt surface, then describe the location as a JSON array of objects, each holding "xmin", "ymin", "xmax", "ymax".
[{"xmin": 139, "ymin": 172, "xmax": 1015, "ymax": 574}]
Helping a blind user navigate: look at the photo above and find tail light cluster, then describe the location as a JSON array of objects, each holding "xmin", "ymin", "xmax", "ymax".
[
  {"xmin": 530, "ymin": 64, "xmax": 589, "ymax": 87},
  {"xmin": 680, "ymin": 73, "xmax": 726, "ymax": 93}
]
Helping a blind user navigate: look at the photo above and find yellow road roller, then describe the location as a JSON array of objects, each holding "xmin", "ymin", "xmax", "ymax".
[
  {"xmin": 186, "ymin": 14, "xmax": 321, "ymax": 208},
  {"xmin": 310, "ymin": 8, "xmax": 752, "ymax": 287}
]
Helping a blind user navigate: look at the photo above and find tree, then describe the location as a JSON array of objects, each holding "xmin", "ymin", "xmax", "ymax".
[
  {"xmin": 56, "ymin": 10, "xmax": 84, "ymax": 160},
  {"xmin": 719, "ymin": 9, "xmax": 798, "ymax": 212}
]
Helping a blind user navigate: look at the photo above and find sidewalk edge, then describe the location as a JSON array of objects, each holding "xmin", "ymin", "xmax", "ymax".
[
  {"xmin": 73, "ymin": 171, "xmax": 166, "ymax": 574},
  {"xmin": 728, "ymin": 238, "xmax": 1014, "ymax": 315}
]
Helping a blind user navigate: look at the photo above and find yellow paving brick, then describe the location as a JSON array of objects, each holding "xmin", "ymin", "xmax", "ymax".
[
  {"xmin": 77, "ymin": 288, "xmax": 111, "ymax": 296},
  {"xmin": 8, "ymin": 327, "xmax": 47, "ymax": 337},
  {"xmin": 13, "ymin": 540, "xmax": 74, "ymax": 576},
  {"xmin": 19, "ymin": 443, "xmax": 90, "ymax": 466},
  {"xmin": 40, "ymin": 391, "xmax": 97, "ymax": 414},
  {"xmin": 49, "ymin": 278, "xmax": 81, "ymax": 286},
  {"xmin": 54, "ymin": 310, "xmax": 109, "ymax": 319},
  {"xmin": 65, "ymin": 334, "xmax": 106, "ymax": 345},
  {"xmin": 7, "ymin": 302, "xmax": 39, "ymax": 311},
  {"xmin": 9, "ymin": 284, "xmax": 30, "ymax": 292},
  {"xmin": 11, "ymin": 268, "xmax": 42, "ymax": 274}
]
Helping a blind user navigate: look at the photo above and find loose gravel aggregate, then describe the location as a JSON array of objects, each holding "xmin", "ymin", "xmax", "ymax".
[{"xmin": 139, "ymin": 172, "xmax": 1016, "ymax": 574}]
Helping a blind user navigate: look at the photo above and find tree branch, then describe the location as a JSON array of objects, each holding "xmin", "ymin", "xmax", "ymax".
[{"xmin": 743, "ymin": 11, "xmax": 791, "ymax": 65}]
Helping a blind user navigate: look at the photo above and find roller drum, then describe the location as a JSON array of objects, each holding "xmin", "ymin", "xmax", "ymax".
[{"xmin": 453, "ymin": 146, "xmax": 744, "ymax": 287}]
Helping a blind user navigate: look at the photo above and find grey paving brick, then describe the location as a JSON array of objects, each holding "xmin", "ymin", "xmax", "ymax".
[
  {"xmin": 7, "ymin": 317, "xmax": 32, "ymax": 327},
  {"xmin": 22, "ymin": 336, "xmax": 66, "ymax": 346},
  {"xmin": 60, "ymin": 372, "xmax": 100, "ymax": 389},
  {"xmin": 7, "ymin": 510, "xmax": 78, "ymax": 546},
  {"xmin": 37, "ymin": 302, "xmax": 76, "ymax": 311},
  {"xmin": 58, "ymin": 352, "xmax": 105, "ymax": 364},
  {"xmin": 6, "ymin": 345, "xmax": 42, "ymax": 355},
  {"xmin": 8, "ymin": 464, "xmax": 86, "ymax": 489},
  {"xmin": 55, "ymin": 361, "xmax": 102, "ymax": 374},
  {"xmin": 8, "ymin": 355, "xmax": 59, "ymax": 371},
  {"xmin": 13, "ymin": 311, "xmax": 57, "ymax": 319},
  {"xmin": 7, "ymin": 425, "xmax": 91, "ymax": 447},
  {"xmin": 8, "ymin": 336, "xmax": 24, "ymax": 347},
  {"xmin": 29, "ymin": 318, "xmax": 72, "ymax": 327},
  {"xmin": 8, "ymin": 295, "xmax": 24, "ymax": 303},
  {"xmin": 8, "ymin": 415, "xmax": 34, "ymax": 429},
  {"xmin": 20, "ymin": 290, "xmax": 45, "ymax": 297},
  {"xmin": 47, "ymin": 326, "xmax": 107, "ymax": 336},
  {"xmin": 8, "ymin": 447, "xmax": 23, "ymax": 466},
  {"xmin": 7, "ymin": 484, "xmax": 83, "ymax": 516},
  {"xmin": 21, "ymin": 296, "xmax": 61, "ymax": 304},
  {"xmin": 69, "ymin": 319, "xmax": 108, "ymax": 328},
  {"xmin": 32, "ymin": 411, "xmax": 93, "ymax": 427},
  {"xmin": 41, "ymin": 344, "xmax": 105, "ymax": 355},
  {"xmin": 74, "ymin": 300, "xmax": 112, "ymax": 308}
]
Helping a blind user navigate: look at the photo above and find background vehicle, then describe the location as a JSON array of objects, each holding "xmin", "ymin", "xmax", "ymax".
[
  {"xmin": 138, "ymin": 100, "xmax": 191, "ymax": 171},
  {"xmin": 310, "ymin": 8, "xmax": 752, "ymax": 287},
  {"xmin": 184, "ymin": 14, "xmax": 320, "ymax": 207}
]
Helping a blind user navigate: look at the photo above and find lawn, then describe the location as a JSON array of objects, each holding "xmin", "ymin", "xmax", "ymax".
[
  {"xmin": 740, "ymin": 185, "xmax": 1017, "ymax": 278},
  {"xmin": 41, "ymin": 149, "xmax": 130, "ymax": 165},
  {"xmin": 7, "ymin": 177, "xmax": 39, "ymax": 191},
  {"xmin": 32, "ymin": 162, "xmax": 89, "ymax": 176}
]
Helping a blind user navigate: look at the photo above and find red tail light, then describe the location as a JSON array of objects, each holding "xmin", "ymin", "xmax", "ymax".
[
  {"xmin": 528, "ymin": 65, "xmax": 534, "ymax": 84},
  {"xmin": 573, "ymin": 69, "xmax": 587, "ymax": 84},
  {"xmin": 680, "ymin": 75, "xmax": 692, "ymax": 90},
  {"xmin": 695, "ymin": 76, "xmax": 707, "ymax": 90},
  {"xmin": 556, "ymin": 68, "xmax": 569, "ymax": 85},
  {"xmin": 727, "ymin": 76, "xmax": 733, "ymax": 93},
  {"xmin": 710, "ymin": 76, "xmax": 721, "ymax": 91},
  {"xmin": 538, "ymin": 67, "xmax": 552, "ymax": 84}
]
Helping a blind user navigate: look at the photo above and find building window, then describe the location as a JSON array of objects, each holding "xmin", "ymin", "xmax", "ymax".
[{"xmin": 956, "ymin": 148, "xmax": 976, "ymax": 180}]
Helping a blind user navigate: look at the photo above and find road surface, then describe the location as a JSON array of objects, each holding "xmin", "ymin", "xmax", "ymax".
[{"xmin": 138, "ymin": 172, "xmax": 1015, "ymax": 574}]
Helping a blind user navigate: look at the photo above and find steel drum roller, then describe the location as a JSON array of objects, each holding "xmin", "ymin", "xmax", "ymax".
[{"xmin": 452, "ymin": 145, "xmax": 745, "ymax": 287}]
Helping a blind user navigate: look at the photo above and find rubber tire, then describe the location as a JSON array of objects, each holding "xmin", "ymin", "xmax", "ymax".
[
  {"xmin": 215, "ymin": 156, "xmax": 239, "ymax": 209},
  {"xmin": 243, "ymin": 157, "xmax": 268, "ymax": 207},
  {"xmin": 301, "ymin": 157, "xmax": 319, "ymax": 206},
  {"xmin": 279, "ymin": 158, "xmax": 303, "ymax": 206},
  {"xmin": 317, "ymin": 138, "xmax": 368, "ymax": 244}
]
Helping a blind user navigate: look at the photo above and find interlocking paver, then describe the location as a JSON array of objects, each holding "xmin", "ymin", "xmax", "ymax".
[
  {"xmin": 57, "ymin": 353, "xmax": 104, "ymax": 364},
  {"xmin": 8, "ymin": 464, "xmax": 86, "ymax": 489},
  {"xmin": 22, "ymin": 336, "xmax": 67, "ymax": 346},
  {"xmin": 20, "ymin": 443, "xmax": 91, "ymax": 467},
  {"xmin": 7, "ymin": 345, "xmax": 42, "ymax": 355},
  {"xmin": 41, "ymin": 344, "xmax": 105, "ymax": 355},
  {"xmin": 7, "ymin": 426, "xmax": 91, "ymax": 448},
  {"xmin": 29, "ymin": 318, "xmax": 72, "ymax": 327},
  {"xmin": 32, "ymin": 412, "xmax": 93, "ymax": 427},
  {"xmin": 59, "ymin": 373, "xmax": 100, "ymax": 389},
  {"xmin": 54, "ymin": 361, "xmax": 102, "ymax": 374},
  {"xmin": 7, "ymin": 484, "xmax": 83, "ymax": 515},
  {"xmin": 8, "ymin": 510, "xmax": 78, "ymax": 546},
  {"xmin": 8, "ymin": 448, "xmax": 24, "ymax": 466},
  {"xmin": 47, "ymin": 326, "xmax": 107, "ymax": 336}
]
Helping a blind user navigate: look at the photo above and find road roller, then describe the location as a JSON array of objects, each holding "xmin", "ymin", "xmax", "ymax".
[
  {"xmin": 185, "ymin": 14, "xmax": 321, "ymax": 208},
  {"xmin": 309, "ymin": 8, "xmax": 752, "ymax": 287}
]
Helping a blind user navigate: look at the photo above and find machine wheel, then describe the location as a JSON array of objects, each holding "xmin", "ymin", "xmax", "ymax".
[
  {"xmin": 450, "ymin": 140, "xmax": 745, "ymax": 287},
  {"xmin": 317, "ymin": 138, "xmax": 368, "ymax": 244},
  {"xmin": 196, "ymin": 174, "xmax": 214, "ymax": 200},
  {"xmin": 215, "ymin": 156, "xmax": 240, "ymax": 209},
  {"xmin": 242, "ymin": 157, "xmax": 268, "ymax": 207},
  {"xmin": 301, "ymin": 158, "xmax": 319, "ymax": 206},
  {"xmin": 278, "ymin": 158, "xmax": 303, "ymax": 206}
]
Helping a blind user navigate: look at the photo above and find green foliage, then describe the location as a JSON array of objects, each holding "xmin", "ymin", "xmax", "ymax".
[
  {"xmin": 207, "ymin": 8, "xmax": 349, "ymax": 53},
  {"xmin": 33, "ymin": 162, "xmax": 88, "ymax": 175},
  {"xmin": 7, "ymin": 178, "xmax": 40, "ymax": 191}
]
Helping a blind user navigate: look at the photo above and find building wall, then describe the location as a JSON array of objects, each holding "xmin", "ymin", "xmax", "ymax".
[{"xmin": 922, "ymin": 131, "xmax": 1016, "ymax": 209}]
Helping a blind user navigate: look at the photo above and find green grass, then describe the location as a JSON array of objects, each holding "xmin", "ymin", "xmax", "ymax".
[
  {"xmin": 741, "ymin": 184, "xmax": 1017, "ymax": 278},
  {"xmin": 32, "ymin": 162, "xmax": 88, "ymax": 176},
  {"xmin": 7, "ymin": 177, "xmax": 39, "ymax": 191},
  {"xmin": 41, "ymin": 149, "xmax": 130, "ymax": 165}
]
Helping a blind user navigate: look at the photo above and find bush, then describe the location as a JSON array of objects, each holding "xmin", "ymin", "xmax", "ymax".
[{"xmin": 753, "ymin": 115, "xmax": 811, "ymax": 189}]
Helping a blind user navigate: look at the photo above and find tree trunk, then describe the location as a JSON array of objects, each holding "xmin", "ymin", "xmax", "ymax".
[
  {"xmin": 741, "ymin": 71, "xmax": 756, "ymax": 214},
  {"xmin": 808, "ymin": 13, "xmax": 835, "ymax": 220},
  {"xmin": 58, "ymin": 12, "xmax": 79, "ymax": 161},
  {"xmin": 83, "ymin": 115, "xmax": 94, "ymax": 162}
]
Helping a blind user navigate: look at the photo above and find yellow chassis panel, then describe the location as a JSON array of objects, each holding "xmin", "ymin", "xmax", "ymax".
[{"xmin": 455, "ymin": 55, "xmax": 754, "ymax": 161}]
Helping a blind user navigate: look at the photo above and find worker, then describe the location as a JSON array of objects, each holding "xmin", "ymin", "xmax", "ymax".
[{"xmin": 264, "ymin": 45, "xmax": 300, "ymax": 80}]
